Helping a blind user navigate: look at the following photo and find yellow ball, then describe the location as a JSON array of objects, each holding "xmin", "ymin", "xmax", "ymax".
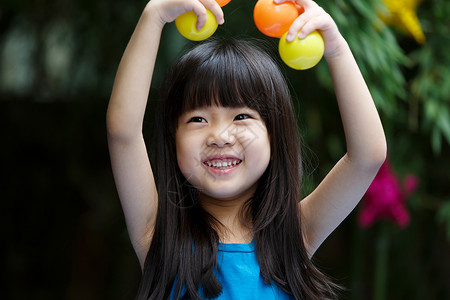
[
  {"xmin": 279, "ymin": 30, "xmax": 324, "ymax": 70},
  {"xmin": 175, "ymin": 9, "xmax": 218, "ymax": 41}
]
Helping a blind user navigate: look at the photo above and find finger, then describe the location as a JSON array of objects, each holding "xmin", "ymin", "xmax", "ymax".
[
  {"xmin": 291, "ymin": 0, "xmax": 317, "ymax": 10},
  {"xmin": 285, "ymin": 8, "xmax": 321, "ymax": 41},
  {"xmin": 272, "ymin": 0, "xmax": 304, "ymax": 13},
  {"xmin": 296, "ymin": 15, "xmax": 324, "ymax": 39},
  {"xmin": 189, "ymin": 2, "xmax": 208, "ymax": 31},
  {"xmin": 201, "ymin": 0, "xmax": 225, "ymax": 24},
  {"xmin": 274, "ymin": 0, "xmax": 316, "ymax": 10},
  {"xmin": 273, "ymin": 0, "xmax": 297, "ymax": 4}
]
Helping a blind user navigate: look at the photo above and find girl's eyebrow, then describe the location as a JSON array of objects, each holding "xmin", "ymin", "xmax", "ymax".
[
  {"xmin": 234, "ymin": 107, "xmax": 261, "ymax": 116},
  {"xmin": 182, "ymin": 108, "xmax": 207, "ymax": 115},
  {"xmin": 181, "ymin": 106, "xmax": 259, "ymax": 118}
]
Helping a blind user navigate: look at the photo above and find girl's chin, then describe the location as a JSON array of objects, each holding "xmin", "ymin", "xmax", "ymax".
[{"xmin": 198, "ymin": 184, "xmax": 257, "ymax": 203}]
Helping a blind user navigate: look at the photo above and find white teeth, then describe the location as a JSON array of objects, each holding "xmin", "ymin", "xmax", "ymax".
[{"xmin": 204, "ymin": 159, "xmax": 241, "ymax": 169}]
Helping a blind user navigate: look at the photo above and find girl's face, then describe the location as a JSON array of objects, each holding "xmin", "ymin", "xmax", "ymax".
[{"xmin": 176, "ymin": 105, "xmax": 271, "ymax": 203}]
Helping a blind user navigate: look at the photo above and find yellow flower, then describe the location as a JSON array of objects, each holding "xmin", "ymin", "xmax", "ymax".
[{"xmin": 380, "ymin": 0, "xmax": 426, "ymax": 44}]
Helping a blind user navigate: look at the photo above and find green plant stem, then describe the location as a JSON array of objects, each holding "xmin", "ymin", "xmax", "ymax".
[
  {"xmin": 374, "ymin": 224, "xmax": 389, "ymax": 300},
  {"xmin": 350, "ymin": 224, "xmax": 364, "ymax": 299}
]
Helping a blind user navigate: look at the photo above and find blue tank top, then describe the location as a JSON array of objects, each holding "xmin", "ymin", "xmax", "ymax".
[
  {"xmin": 171, "ymin": 240, "xmax": 294, "ymax": 299},
  {"xmin": 214, "ymin": 240, "xmax": 294, "ymax": 299}
]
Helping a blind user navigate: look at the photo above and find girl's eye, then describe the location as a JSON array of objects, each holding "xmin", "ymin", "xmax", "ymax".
[
  {"xmin": 188, "ymin": 116, "xmax": 207, "ymax": 123},
  {"xmin": 234, "ymin": 114, "xmax": 251, "ymax": 121}
]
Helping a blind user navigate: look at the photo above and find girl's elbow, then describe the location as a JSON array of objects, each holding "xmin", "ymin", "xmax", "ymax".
[
  {"xmin": 377, "ymin": 136, "xmax": 387, "ymax": 161},
  {"xmin": 106, "ymin": 109, "xmax": 140, "ymax": 142},
  {"xmin": 367, "ymin": 138, "xmax": 387, "ymax": 170},
  {"xmin": 349, "ymin": 138, "xmax": 387, "ymax": 172},
  {"xmin": 372, "ymin": 146, "xmax": 387, "ymax": 169},
  {"xmin": 106, "ymin": 111, "xmax": 124, "ymax": 140}
]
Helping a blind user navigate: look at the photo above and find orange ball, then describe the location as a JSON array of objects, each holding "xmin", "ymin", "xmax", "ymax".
[
  {"xmin": 216, "ymin": 0, "xmax": 231, "ymax": 7},
  {"xmin": 254, "ymin": 0, "xmax": 303, "ymax": 38}
]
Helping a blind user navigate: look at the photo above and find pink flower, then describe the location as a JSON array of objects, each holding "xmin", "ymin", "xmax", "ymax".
[{"xmin": 358, "ymin": 160, "xmax": 419, "ymax": 228}]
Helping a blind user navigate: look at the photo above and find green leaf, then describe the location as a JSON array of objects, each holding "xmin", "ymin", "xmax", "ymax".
[{"xmin": 437, "ymin": 200, "xmax": 450, "ymax": 240}]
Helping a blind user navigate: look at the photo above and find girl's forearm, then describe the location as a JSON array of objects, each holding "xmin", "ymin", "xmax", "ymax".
[
  {"xmin": 326, "ymin": 40, "xmax": 387, "ymax": 168},
  {"xmin": 107, "ymin": 5, "xmax": 164, "ymax": 140}
]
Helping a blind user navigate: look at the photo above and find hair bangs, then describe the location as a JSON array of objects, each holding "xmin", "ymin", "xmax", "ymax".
[{"xmin": 178, "ymin": 39, "xmax": 273, "ymax": 116}]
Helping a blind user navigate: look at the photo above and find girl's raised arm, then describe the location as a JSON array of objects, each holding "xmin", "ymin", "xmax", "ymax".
[
  {"xmin": 276, "ymin": 0, "xmax": 387, "ymax": 255},
  {"xmin": 106, "ymin": 0, "xmax": 224, "ymax": 268}
]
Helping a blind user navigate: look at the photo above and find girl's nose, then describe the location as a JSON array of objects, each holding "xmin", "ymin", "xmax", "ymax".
[{"xmin": 207, "ymin": 125, "xmax": 236, "ymax": 147}]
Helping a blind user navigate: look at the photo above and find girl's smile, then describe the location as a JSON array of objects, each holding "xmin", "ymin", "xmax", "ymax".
[
  {"xmin": 203, "ymin": 154, "xmax": 242, "ymax": 175},
  {"xmin": 176, "ymin": 105, "xmax": 271, "ymax": 202}
]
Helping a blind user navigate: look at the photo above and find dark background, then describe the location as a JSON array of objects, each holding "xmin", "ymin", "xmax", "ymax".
[{"xmin": 1, "ymin": 0, "xmax": 449, "ymax": 299}]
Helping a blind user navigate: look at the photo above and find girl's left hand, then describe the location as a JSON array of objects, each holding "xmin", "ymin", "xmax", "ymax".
[{"xmin": 274, "ymin": 0, "xmax": 346, "ymax": 58}]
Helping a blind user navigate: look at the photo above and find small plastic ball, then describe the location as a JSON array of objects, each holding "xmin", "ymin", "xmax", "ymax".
[
  {"xmin": 216, "ymin": 0, "xmax": 231, "ymax": 7},
  {"xmin": 254, "ymin": 0, "xmax": 302, "ymax": 38},
  {"xmin": 279, "ymin": 30, "xmax": 324, "ymax": 70},
  {"xmin": 175, "ymin": 9, "xmax": 218, "ymax": 41}
]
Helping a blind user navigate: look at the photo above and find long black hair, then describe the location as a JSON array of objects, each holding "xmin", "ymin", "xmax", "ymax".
[{"xmin": 137, "ymin": 38, "xmax": 338, "ymax": 299}]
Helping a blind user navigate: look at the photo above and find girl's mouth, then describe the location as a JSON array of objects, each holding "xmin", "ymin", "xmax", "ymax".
[{"xmin": 203, "ymin": 159, "xmax": 242, "ymax": 170}]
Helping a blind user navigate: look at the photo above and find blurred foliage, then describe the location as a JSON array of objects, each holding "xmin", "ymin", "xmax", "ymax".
[
  {"xmin": 409, "ymin": 0, "xmax": 450, "ymax": 154},
  {"xmin": 318, "ymin": 0, "xmax": 410, "ymax": 114},
  {"xmin": 1, "ymin": 0, "xmax": 449, "ymax": 299}
]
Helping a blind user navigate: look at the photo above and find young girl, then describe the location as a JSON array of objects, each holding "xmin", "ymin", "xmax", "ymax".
[{"xmin": 106, "ymin": 0, "xmax": 386, "ymax": 299}]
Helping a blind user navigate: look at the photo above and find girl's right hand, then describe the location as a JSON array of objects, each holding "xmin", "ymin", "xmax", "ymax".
[{"xmin": 146, "ymin": 0, "xmax": 225, "ymax": 31}]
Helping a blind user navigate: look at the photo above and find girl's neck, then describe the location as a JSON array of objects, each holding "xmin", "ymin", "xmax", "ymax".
[{"xmin": 199, "ymin": 192, "xmax": 253, "ymax": 244}]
